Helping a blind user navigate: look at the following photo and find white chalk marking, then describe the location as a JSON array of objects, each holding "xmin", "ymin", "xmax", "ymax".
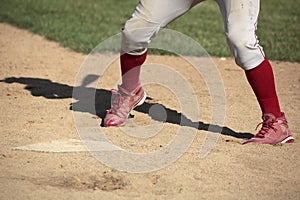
[{"xmin": 14, "ymin": 139, "xmax": 121, "ymax": 153}]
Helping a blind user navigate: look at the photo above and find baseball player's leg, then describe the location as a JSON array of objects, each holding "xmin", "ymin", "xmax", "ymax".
[
  {"xmin": 216, "ymin": 0, "xmax": 293, "ymax": 144},
  {"xmin": 120, "ymin": 0, "xmax": 203, "ymax": 91},
  {"xmin": 121, "ymin": 0, "xmax": 201, "ymax": 55},
  {"xmin": 105, "ymin": 0, "xmax": 198, "ymax": 126},
  {"xmin": 216, "ymin": 0, "xmax": 265, "ymax": 69}
]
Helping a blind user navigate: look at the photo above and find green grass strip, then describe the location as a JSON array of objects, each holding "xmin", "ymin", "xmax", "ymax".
[{"xmin": 0, "ymin": 0, "xmax": 299, "ymax": 62}]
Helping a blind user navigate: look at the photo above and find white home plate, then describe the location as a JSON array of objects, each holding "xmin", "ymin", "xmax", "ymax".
[{"xmin": 14, "ymin": 139, "xmax": 121, "ymax": 153}]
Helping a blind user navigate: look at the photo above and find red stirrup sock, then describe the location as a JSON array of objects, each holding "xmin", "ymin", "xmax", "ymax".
[
  {"xmin": 245, "ymin": 58, "xmax": 281, "ymax": 117},
  {"xmin": 120, "ymin": 51, "xmax": 147, "ymax": 91}
]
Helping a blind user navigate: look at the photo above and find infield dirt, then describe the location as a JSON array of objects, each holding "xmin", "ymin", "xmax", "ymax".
[{"xmin": 0, "ymin": 23, "xmax": 299, "ymax": 199}]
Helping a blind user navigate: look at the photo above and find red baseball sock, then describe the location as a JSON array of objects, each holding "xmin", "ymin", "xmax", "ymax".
[
  {"xmin": 245, "ymin": 58, "xmax": 281, "ymax": 117},
  {"xmin": 120, "ymin": 51, "xmax": 147, "ymax": 91}
]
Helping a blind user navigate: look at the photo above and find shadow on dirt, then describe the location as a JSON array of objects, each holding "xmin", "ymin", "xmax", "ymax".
[{"xmin": 0, "ymin": 76, "xmax": 254, "ymax": 139}]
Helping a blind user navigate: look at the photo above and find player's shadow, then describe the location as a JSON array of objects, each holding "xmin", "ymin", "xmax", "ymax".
[{"xmin": 0, "ymin": 76, "xmax": 253, "ymax": 139}]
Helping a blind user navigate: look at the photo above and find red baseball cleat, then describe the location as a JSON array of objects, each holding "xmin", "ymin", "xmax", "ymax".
[
  {"xmin": 104, "ymin": 85, "xmax": 146, "ymax": 127},
  {"xmin": 244, "ymin": 112, "xmax": 294, "ymax": 145}
]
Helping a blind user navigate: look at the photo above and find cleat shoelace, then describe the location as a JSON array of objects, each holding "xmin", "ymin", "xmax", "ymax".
[
  {"xmin": 109, "ymin": 89, "xmax": 130, "ymax": 118},
  {"xmin": 255, "ymin": 119, "xmax": 278, "ymax": 137}
]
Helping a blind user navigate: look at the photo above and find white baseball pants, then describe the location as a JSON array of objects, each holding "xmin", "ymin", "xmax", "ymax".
[{"xmin": 121, "ymin": 0, "xmax": 265, "ymax": 70}]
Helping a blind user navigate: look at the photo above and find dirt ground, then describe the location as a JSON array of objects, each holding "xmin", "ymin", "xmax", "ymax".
[{"xmin": 0, "ymin": 23, "xmax": 299, "ymax": 199}]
